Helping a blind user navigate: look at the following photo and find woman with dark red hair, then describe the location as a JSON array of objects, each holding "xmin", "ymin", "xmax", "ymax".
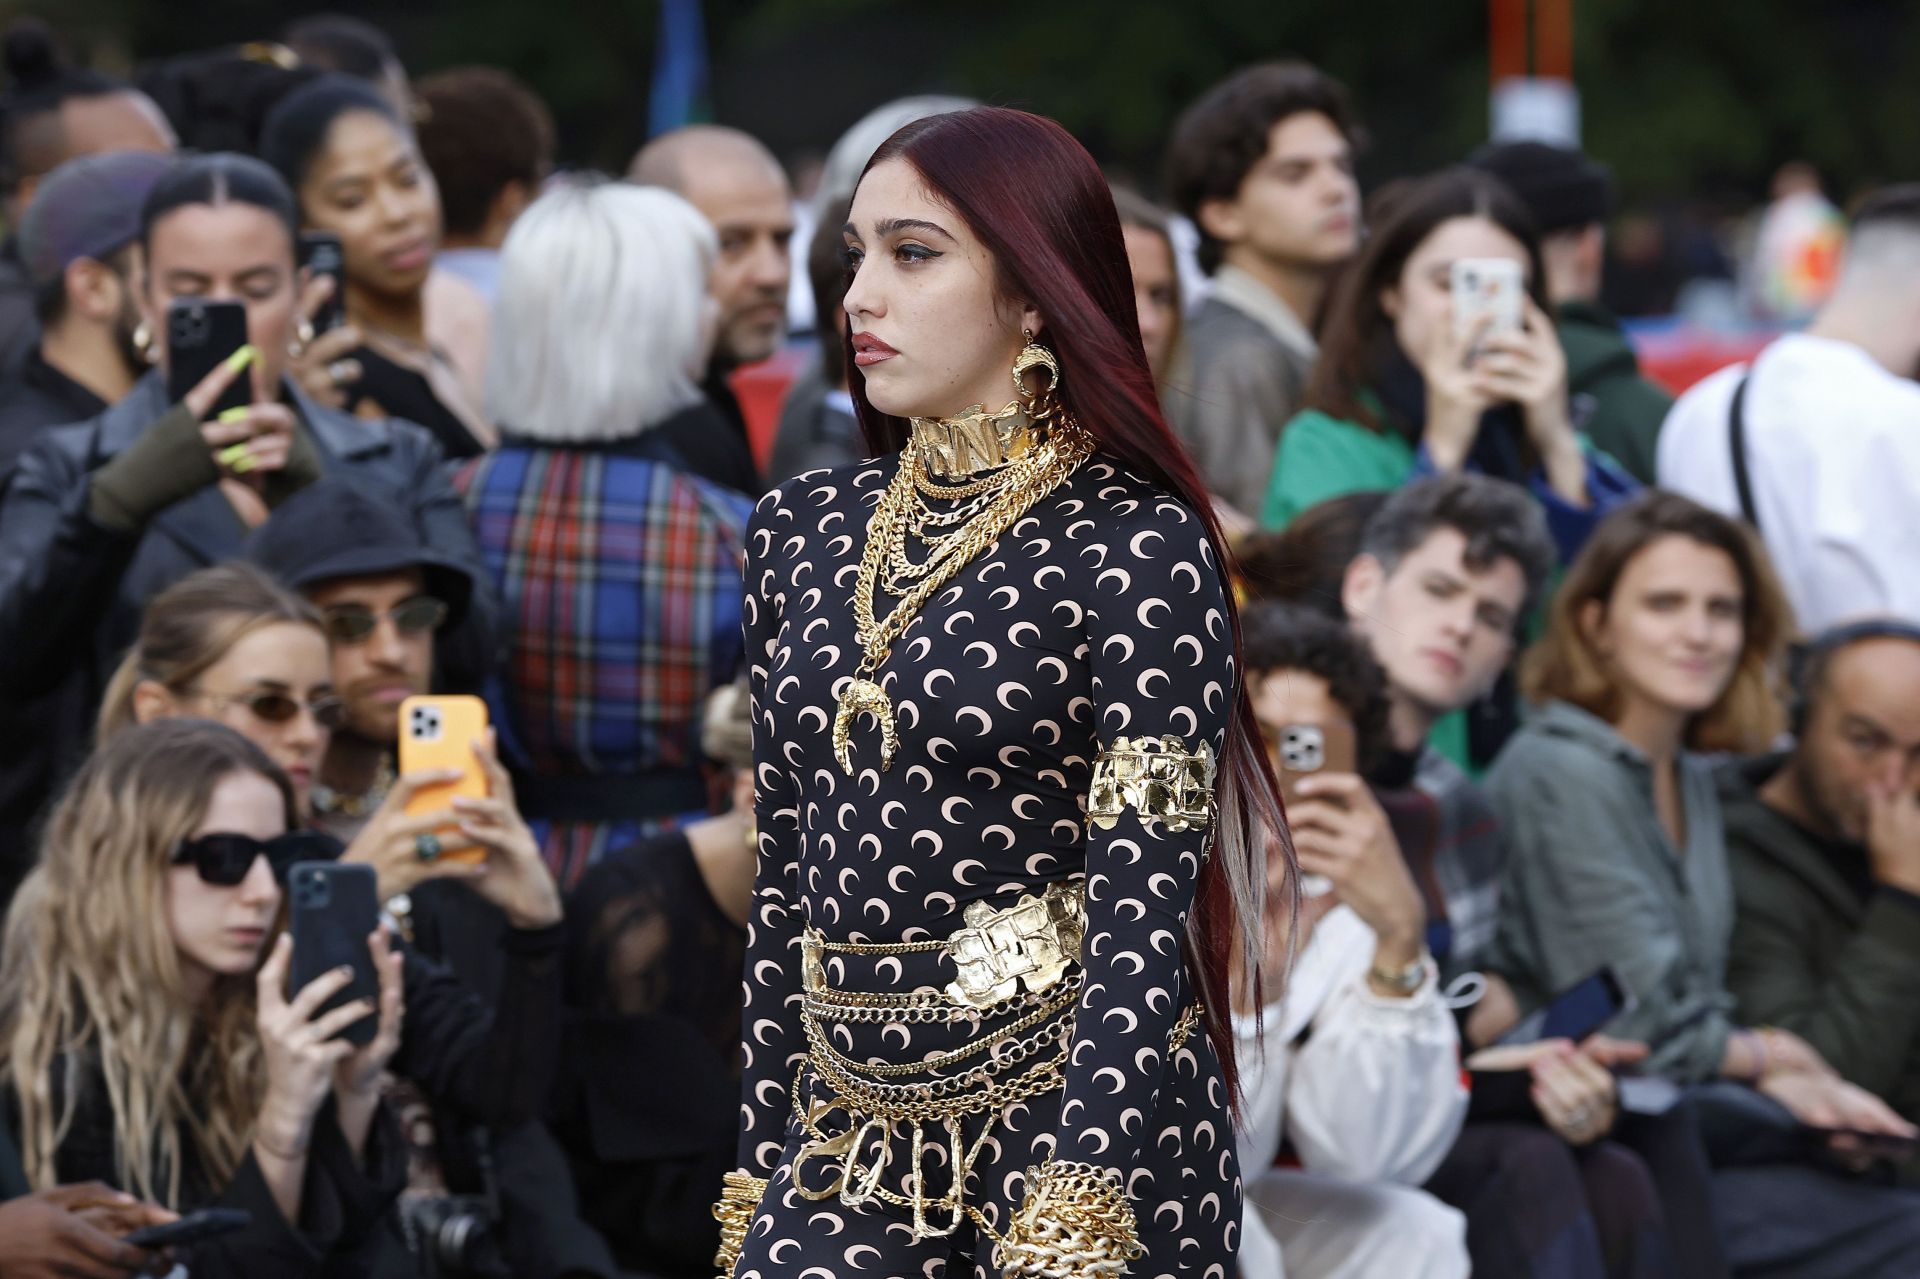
[{"xmin": 715, "ymin": 107, "xmax": 1287, "ymax": 1277}]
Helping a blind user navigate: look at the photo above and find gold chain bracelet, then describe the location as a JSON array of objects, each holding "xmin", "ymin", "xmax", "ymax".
[
  {"xmin": 997, "ymin": 1160, "xmax": 1145, "ymax": 1278},
  {"xmin": 710, "ymin": 1170, "xmax": 767, "ymax": 1278}
]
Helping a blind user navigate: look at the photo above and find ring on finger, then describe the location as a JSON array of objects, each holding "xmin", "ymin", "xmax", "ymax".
[
  {"xmin": 327, "ymin": 360, "xmax": 355, "ymax": 385},
  {"xmin": 414, "ymin": 831, "xmax": 443, "ymax": 862}
]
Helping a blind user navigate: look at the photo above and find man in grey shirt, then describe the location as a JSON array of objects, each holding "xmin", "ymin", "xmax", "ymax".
[{"xmin": 1164, "ymin": 62, "xmax": 1362, "ymax": 523}]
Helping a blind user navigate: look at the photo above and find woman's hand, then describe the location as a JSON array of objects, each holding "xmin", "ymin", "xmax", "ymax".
[
  {"xmin": 1417, "ymin": 313, "xmax": 1498, "ymax": 473},
  {"xmin": 450, "ymin": 736, "xmax": 562, "ymax": 930},
  {"xmin": 286, "ymin": 275, "xmax": 364, "ymax": 411},
  {"xmin": 0, "ymin": 1183, "xmax": 172, "ymax": 1279},
  {"xmin": 1761, "ymin": 1071, "xmax": 1918, "ymax": 1154},
  {"xmin": 1760, "ymin": 1027, "xmax": 1838, "ymax": 1080},
  {"xmin": 1472, "ymin": 297, "xmax": 1586, "ymax": 504},
  {"xmin": 1529, "ymin": 1041, "xmax": 1620, "ymax": 1146},
  {"xmin": 1287, "ymin": 774, "xmax": 1427, "ymax": 977},
  {"xmin": 338, "ymin": 769, "xmax": 477, "ymax": 901},
  {"xmin": 254, "ymin": 933, "xmax": 376, "ymax": 1152},
  {"xmin": 333, "ymin": 925, "xmax": 406, "ymax": 1100}
]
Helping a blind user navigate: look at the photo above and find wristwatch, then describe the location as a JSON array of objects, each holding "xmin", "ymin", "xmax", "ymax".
[{"xmin": 1369, "ymin": 951, "xmax": 1431, "ymax": 996}]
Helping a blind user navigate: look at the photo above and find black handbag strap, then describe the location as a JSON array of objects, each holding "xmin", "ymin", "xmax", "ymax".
[{"xmin": 1728, "ymin": 371, "xmax": 1760, "ymax": 530}]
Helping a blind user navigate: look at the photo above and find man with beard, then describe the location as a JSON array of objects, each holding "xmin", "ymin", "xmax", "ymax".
[
  {"xmin": 0, "ymin": 150, "xmax": 172, "ymax": 477},
  {"xmin": 629, "ymin": 124, "xmax": 793, "ymax": 496}
]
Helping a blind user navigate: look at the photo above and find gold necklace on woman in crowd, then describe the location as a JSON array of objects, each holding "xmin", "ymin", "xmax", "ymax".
[{"xmin": 833, "ymin": 335, "xmax": 1094, "ymax": 775}]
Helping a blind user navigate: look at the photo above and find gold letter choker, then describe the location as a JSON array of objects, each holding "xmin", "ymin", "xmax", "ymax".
[
  {"xmin": 782, "ymin": 881, "xmax": 1200, "ymax": 1247},
  {"xmin": 833, "ymin": 412, "xmax": 1094, "ymax": 775}
]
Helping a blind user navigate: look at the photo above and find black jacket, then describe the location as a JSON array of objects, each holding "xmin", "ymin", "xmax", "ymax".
[
  {"xmin": 0, "ymin": 372, "xmax": 496, "ymax": 897},
  {"xmin": 0, "ymin": 348, "xmax": 108, "ymax": 481}
]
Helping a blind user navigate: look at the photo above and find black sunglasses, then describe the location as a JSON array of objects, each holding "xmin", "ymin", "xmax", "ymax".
[
  {"xmin": 195, "ymin": 688, "xmax": 348, "ymax": 731},
  {"xmin": 322, "ymin": 596, "xmax": 449, "ymax": 645},
  {"xmin": 173, "ymin": 830, "xmax": 344, "ymax": 887}
]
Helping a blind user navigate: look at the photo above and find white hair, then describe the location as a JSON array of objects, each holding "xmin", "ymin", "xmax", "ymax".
[
  {"xmin": 812, "ymin": 95, "xmax": 978, "ymax": 224},
  {"xmin": 485, "ymin": 182, "xmax": 718, "ymax": 443}
]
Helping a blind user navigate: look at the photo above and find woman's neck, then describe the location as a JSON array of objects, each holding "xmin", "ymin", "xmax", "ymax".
[
  {"xmin": 348, "ymin": 280, "xmax": 426, "ymax": 345},
  {"xmin": 1610, "ymin": 693, "xmax": 1689, "ymax": 765},
  {"xmin": 177, "ymin": 955, "xmax": 216, "ymax": 1007}
]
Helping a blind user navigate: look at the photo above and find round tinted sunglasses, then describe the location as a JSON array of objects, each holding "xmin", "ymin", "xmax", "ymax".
[
  {"xmin": 195, "ymin": 689, "xmax": 348, "ymax": 731},
  {"xmin": 322, "ymin": 596, "xmax": 449, "ymax": 645},
  {"xmin": 173, "ymin": 830, "xmax": 345, "ymax": 887}
]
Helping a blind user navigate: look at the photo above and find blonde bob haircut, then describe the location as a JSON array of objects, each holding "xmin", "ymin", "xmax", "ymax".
[
  {"xmin": 485, "ymin": 181, "xmax": 719, "ymax": 443},
  {"xmin": 1522, "ymin": 491, "xmax": 1794, "ymax": 754}
]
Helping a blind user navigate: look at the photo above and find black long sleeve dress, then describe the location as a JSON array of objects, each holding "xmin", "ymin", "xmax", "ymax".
[{"xmin": 731, "ymin": 449, "xmax": 1241, "ymax": 1277}]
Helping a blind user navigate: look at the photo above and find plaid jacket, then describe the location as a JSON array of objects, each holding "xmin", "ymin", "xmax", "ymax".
[{"xmin": 459, "ymin": 427, "xmax": 753, "ymax": 886}]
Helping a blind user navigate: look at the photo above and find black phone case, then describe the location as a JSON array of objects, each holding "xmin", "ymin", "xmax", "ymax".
[
  {"xmin": 125, "ymin": 1207, "xmax": 252, "ymax": 1249},
  {"xmin": 165, "ymin": 300, "xmax": 252, "ymax": 417},
  {"xmin": 287, "ymin": 861, "xmax": 380, "ymax": 1047},
  {"xmin": 299, "ymin": 232, "xmax": 347, "ymax": 335}
]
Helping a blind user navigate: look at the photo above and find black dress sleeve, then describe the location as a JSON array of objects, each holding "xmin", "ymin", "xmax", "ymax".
[
  {"xmin": 733, "ymin": 485, "xmax": 809, "ymax": 1174},
  {"xmin": 1052, "ymin": 494, "xmax": 1234, "ymax": 1177}
]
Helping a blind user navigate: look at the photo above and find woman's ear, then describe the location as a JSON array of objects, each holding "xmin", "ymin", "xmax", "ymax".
[
  {"xmin": 131, "ymin": 679, "xmax": 178, "ymax": 726},
  {"xmin": 1578, "ymin": 599, "xmax": 1608, "ymax": 657},
  {"xmin": 1018, "ymin": 302, "xmax": 1045, "ymax": 343},
  {"xmin": 1380, "ymin": 283, "xmax": 1403, "ymax": 322}
]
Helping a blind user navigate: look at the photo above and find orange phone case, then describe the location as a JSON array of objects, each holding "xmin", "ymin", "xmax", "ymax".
[{"xmin": 397, "ymin": 694, "xmax": 490, "ymax": 862}]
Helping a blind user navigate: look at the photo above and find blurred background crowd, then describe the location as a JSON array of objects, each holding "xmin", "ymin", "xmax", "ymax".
[{"xmin": 0, "ymin": 2, "xmax": 1916, "ymax": 1278}]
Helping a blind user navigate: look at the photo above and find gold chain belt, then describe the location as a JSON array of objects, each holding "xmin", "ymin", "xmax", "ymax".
[{"xmin": 789, "ymin": 878, "xmax": 1200, "ymax": 1243}]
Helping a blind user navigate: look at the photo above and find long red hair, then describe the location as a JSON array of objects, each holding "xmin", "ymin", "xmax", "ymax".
[{"xmin": 847, "ymin": 106, "xmax": 1291, "ymax": 1107}]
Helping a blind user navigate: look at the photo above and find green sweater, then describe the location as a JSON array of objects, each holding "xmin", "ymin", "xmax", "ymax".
[
  {"xmin": 1558, "ymin": 300, "xmax": 1671, "ymax": 487},
  {"xmin": 1721, "ymin": 758, "xmax": 1920, "ymax": 1182}
]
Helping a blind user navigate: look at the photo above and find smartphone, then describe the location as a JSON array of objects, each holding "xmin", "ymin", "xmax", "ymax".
[
  {"xmin": 1499, "ymin": 966, "xmax": 1631, "ymax": 1046},
  {"xmin": 165, "ymin": 299, "xmax": 252, "ymax": 417},
  {"xmin": 1451, "ymin": 257, "xmax": 1524, "ymax": 345},
  {"xmin": 1800, "ymin": 1126, "xmax": 1920, "ymax": 1162},
  {"xmin": 398, "ymin": 694, "xmax": 490, "ymax": 862},
  {"xmin": 125, "ymin": 1207, "xmax": 252, "ymax": 1250},
  {"xmin": 298, "ymin": 231, "xmax": 347, "ymax": 335},
  {"xmin": 1273, "ymin": 721, "xmax": 1357, "ymax": 898},
  {"xmin": 288, "ymin": 861, "xmax": 380, "ymax": 1047}
]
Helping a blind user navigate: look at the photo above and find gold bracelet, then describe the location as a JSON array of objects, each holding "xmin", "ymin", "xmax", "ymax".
[
  {"xmin": 711, "ymin": 1170, "xmax": 768, "ymax": 1278},
  {"xmin": 997, "ymin": 1159, "xmax": 1145, "ymax": 1278}
]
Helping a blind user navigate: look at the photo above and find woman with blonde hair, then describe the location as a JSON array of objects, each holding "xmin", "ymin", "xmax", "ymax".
[{"xmin": 0, "ymin": 718, "xmax": 407, "ymax": 1276}]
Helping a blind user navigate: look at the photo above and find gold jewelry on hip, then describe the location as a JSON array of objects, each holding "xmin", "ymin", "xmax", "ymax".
[
  {"xmin": 709, "ymin": 1170, "xmax": 767, "ymax": 1278},
  {"xmin": 1087, "ymin": 734, "xmax": 1218, "ymax": 833}
]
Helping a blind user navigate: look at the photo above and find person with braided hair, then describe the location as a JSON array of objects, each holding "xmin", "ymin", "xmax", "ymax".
[{"xmin": 719, "ymin": 106, "xmax": 1288, "ymax": 1279}]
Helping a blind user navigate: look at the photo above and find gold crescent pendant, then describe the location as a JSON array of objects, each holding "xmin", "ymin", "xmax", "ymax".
[{"xmin": 832, "ymin": 678, "xmax": 898, "ymax": 775}]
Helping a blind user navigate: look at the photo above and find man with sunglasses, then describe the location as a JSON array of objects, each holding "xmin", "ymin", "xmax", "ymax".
[{"xmin": 248, "ymin": 479, "xmax": 473, "ymax": 848}]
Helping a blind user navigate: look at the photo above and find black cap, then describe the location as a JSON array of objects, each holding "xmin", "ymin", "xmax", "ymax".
[
  {"xmin": 1465, "ymin": 140, "xmax": 1614, "ymax": 234},
  {"xmin": 246, "ymin": 479, "xmax": 474, "ymax": 627}
]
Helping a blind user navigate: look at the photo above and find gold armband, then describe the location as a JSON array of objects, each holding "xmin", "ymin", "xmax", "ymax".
[
  {"xmin": 711, "ymin": 1170, "xmax": 768, "ymax": 1277},
  {"xmin": 1087, "ymin": 734, "xmax": 1215, "ymax": 832},
  {"xmin": 997, "ymin": 1160, "xmax": 1145, "ymax": 1277}
]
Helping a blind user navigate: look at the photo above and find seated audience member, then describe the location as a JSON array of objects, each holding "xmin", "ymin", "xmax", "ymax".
[
  {"xmin": 281, "ymin": 12, "xmax": 410, "ymax": 119},
  {"xmin": 1491, "ymin": 492, "xmax": 1920, "ymax": 1277},
  {"xmin": 0, "ymin": 1180, "xmax": 176, "ymax": 1278},
  {"xmin": 0, "ymin": 151, "xmax": 173, "ymax": 475},
  {"xmin": 0, "ymin": 153, "xmax": 489, "ymax": 897},
  {"xmin": 461, "ymin": 181, "xmax": 754, "ymax": 887},
  {"xmin": 1466, "ymin": 141, "xmax": 1671, "ymax": 484},
  {"xmin": 0, "ymin": 719, "xmax": 408, "ymax": 1276},
  {"xmin": 1341, "ymin": 476, "xmax": 1720, "ymax": 1278},
  {"xmin": 1111, "ymin": 186, "xmax": 1185, "ymax": 396},
  {"xmin": 558, "ymin": 678, "xmax": 755, "ymax": 1276},
  {"xmin": 1658, "ymin": 186, "xmax": 1920, "ymax": 631},
  {"xmin": 1234, "ymin": 602, "xmax": 1470, "ymax": 1279},
  {"xmin": 414, "ymin": 66, "xmax": 555, "ymax": 310},
  {"xmin": 260, "ymin": 75, "xmax": 493, "ymax": 458},
  {"xmin": 1162, "ymin": 62, "xmax": 1363, "ymax": 525},
  {"xmin": 767, "ymin": 195, "xmax": 860, "ymax": 484},
  {"xmin": 1262, "ymin": 168, "xmax": 1636, "ymax": 557},
  {"xmin": 630, "ymin": 124, "xmax": 795, "ymax": 494},
  {"xmin": 1723, "ymin": 618, "xmax": 1920, "ymax": 1178},
  {"xmin": 0, "ymin": 20, "xmax": 175, "ymax": 368},
  {"xmin": 99, "ymin": 560, "xmax": 593, "ymax": 1275}
]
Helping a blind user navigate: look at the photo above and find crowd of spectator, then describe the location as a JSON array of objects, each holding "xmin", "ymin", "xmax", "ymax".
[{"xmin": 0, "ymin": 13, "xmax": 1914, "ymax": 1279}]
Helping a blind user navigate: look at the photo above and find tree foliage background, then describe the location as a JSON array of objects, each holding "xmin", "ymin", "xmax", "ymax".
[{"xmin": 22, "ymin": 0, "xmax": 1920, "ymax": 210}]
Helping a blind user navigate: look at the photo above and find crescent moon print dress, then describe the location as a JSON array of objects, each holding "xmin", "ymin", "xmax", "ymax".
[{"xmin": 731, "ymin": 451, "xmax": 1241, "ymax": 1278}]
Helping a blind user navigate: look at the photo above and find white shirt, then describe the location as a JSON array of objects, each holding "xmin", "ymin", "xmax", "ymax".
[{"xmin": 1657, "ymin": 334, "xmax": 1920, "ymax": 631}]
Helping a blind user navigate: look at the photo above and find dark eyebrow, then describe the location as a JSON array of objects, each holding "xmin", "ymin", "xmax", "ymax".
[{"xmin": 872, "ymin": 217, "xmax": 955, "ymax": 243}]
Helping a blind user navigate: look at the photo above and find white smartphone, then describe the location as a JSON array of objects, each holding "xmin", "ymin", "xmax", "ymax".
[{"xmin": 1451, "ymin": 258, "xmax": 1524, "ymax": 344}]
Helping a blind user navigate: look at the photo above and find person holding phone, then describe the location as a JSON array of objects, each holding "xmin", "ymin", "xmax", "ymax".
[
  {"xmin": 0, "ymin": 1182, "xmax": 176, "ymax": 1279},
  {"xmin": 1233, "ymin": 602, "xmax": 1472, "ymax": 1279},
  {"xmin": 1260, "ymin": 167, "xmax": 1636, "ymax": 565},
  {"xmin": 0, "ymin": 151, "xmax": 492, "ymax": 903},
  {"xmin": 1491, "ymin": 493, "xmax": 1920, "ymax": 1276},
  {"xmin": 0, "ymin": 719, "xmax": 408, "ymax": 1277}
]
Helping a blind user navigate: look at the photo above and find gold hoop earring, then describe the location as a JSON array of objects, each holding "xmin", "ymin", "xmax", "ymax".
[
  {"xmin": 1012, "ymin": 328, "xmax": 1061, "ymax": 423},
  {"xmin": 132, "ymin": 321, "xmax": 156, "ymax": 365}
]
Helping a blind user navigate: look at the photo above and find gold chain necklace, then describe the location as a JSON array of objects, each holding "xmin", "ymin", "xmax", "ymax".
[{"xmin": 832, "ymin": 416, "xmax": 1094, "ymax": 775}]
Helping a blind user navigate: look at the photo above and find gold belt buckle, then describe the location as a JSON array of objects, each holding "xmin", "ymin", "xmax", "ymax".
[{"xmin": 942, "ymin": 882, "xmax": 1085, "ymax": 1009}]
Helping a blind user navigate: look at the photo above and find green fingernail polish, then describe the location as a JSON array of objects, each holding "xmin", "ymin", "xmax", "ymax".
[
  {"xmin": 225, "ymin": 344, "xmax": 257, "ymax": 374},
  {"xmin": 216, "ymin": 443, "xmax": 250, "ymax": 464},
  {"xmin": 217, "ymin": 406, "xmax": 252, "ymax": 424},
  {"xmin": 230, "ymin": 452, "xmax": 259, "ymax": 475}
]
